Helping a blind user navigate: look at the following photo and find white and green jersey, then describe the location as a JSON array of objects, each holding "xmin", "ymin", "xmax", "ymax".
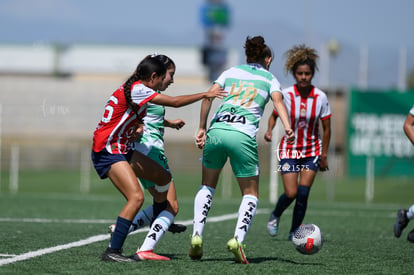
[
  {"xmin": 209, "ymin": 63, "xmax": 282, "ymax": 138},
  {"xmin": 132, "ymin": 99, "xmax": 165, "ymax": 155}
]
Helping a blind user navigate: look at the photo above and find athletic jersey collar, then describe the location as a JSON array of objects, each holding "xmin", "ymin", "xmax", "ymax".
[
  {"xmin": 294, "ymin": 84, "xmax": 315, "ymax": 98},
  {"xmin": 247, "ymin": 63, "xmax": 266, "ymax": 70}
]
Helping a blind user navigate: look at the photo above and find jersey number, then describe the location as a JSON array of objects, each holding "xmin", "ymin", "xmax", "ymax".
[
  {"xmin": 101, "ymin": 96, "xmax": 118, "ymax": 123},
  {"xmin": 229, "ymin": 83, "xmax": 257, "ymax": 108}
]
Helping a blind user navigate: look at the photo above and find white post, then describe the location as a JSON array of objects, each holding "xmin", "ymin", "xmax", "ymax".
[
  {"xmin": 359, "ymin": 45, "xmax": 369, "ymax": 90},
  {"xmin": 269, "ymin": 121, "xmax": 283, "ymax": 204},
  {"xmin": 269, "ymin": 137, "xmax": 278, "ymax": 204},
  {"xmin": 319, "ymin": 43, "xmax": 330, "ymax": 88},
  {"xmin": 10, "ymin": 144, "xmax": 19, "ymax": 194},
  {"xmin": 365, "ymin": 156, "xmax": 374, "ymax": 203},
  {"xmin": 398, "ymin": 46, "xmax": 407, "ymax": 92},
  {"xmin": 327, "ymin": 89, "xmax": 336, "ymax": 201}
]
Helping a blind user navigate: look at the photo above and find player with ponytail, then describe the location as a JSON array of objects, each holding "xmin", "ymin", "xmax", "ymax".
[
  {"xmin": 189, "ymin": 36, "xmax": 294, "ymax": 264},
  {"xmin": 92, "ymin": 55, "xmax": 226, "ymax": 262}
]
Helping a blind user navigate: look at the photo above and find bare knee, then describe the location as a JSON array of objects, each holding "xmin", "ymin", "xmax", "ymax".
[
  {"xmin": 128, "ymin": 193, "xmax": 145, "ymax": 210},
  {"xmin": 285, "ymin": 190, "xmax": 297, "ymax": 199}
]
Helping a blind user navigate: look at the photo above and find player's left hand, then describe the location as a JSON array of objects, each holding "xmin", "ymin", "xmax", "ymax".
[
  {"xmin": 319, "ymin": 156, "xmax": 329, "ymax": 171},
  {"xmin": 169, "ymin": 119, "xmax": 185, "ymax": 130},
  {"xmin": 195, "ymin": 129, "xmax": 206, "ymax": 149}
]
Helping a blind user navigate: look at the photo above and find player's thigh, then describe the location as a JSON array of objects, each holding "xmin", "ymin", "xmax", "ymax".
[
  {"xmin": 108, "ymin": 161, "xmax": 144, "ymax": 202},
  {"xmin": 202, "ymin": 130, "xmax": 228, "ymax": 170},
  {"xmin": 236, "ymin": 175, "xmax": 259, "ymax": 197},
  {"xmin": 138, "ymin": 147, "xmax": 172, "ymax": 189},
  {"xmin": 227, "ymin": 133, "xmax": 259, "ymax": 178},
  {"xmin": 298, "ymin": 169, "xmax": 317, "ymax": 187},
  {"xmin": 130, "ymin": 150, "xmax": 171, "ymax": 186},
  {"xmin": 281, "ymin": 172, "xmax": 299, "ymax": 198}
]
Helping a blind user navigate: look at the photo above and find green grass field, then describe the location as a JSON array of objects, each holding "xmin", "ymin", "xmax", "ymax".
[{"xmin": 0, "ymin": 170, "xmax": 414, "ymax": 274}]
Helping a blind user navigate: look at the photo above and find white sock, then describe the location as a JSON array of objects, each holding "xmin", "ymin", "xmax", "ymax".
[
  {"xmin": 408, "ymin": 205, "xmax": 414, "ymax": 220},
  {"xmin": 138, "ymin": 210, "xmax": 174, "ymax": 252},
  {"xmin": 130, "ymin": 205, "xmax": 154, "ymax": 233},
  {"xmin": 192, "ymin": 185, "xmax": 215, "ymax": 237},
  {"xmin": 234, "ymin": 195, "xmax": 258, "ymax": 243}
]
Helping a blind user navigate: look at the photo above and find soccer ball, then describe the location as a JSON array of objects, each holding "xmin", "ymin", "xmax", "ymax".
[{"xmin": 291, "ymin": 224, "xmax": 323, "ymax": 255}]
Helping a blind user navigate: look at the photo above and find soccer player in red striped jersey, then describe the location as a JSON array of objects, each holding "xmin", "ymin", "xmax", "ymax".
[
  {"xmin": 264, "ymin": 45, "xmax": 332, "ymax": 240},
  {"xmin": 92, "ymin": 55, "xmax": 226, "ymax": 262}
]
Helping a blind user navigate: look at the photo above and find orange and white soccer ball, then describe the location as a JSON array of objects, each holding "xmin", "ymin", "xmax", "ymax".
[{"xmin": 291, "ymin": 224, "xmax": 323, "ymax": 255}]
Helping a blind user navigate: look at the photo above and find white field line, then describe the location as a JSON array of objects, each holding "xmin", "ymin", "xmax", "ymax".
[
  {"xmin": 0, "ymin": 209, "xmax": 266, "ymax": 267},
  {"xmin": 0, "ymin": 208, "xmax": 395, "ymax": 267}
]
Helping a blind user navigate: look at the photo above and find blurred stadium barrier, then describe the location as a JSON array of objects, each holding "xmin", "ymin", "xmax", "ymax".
[{"xmin": 0, "ymin": 44, "xmax": 350, "ymax": 195}]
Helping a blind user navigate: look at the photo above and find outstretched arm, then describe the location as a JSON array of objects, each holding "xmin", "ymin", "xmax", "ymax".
[{"xmin": 150, "ymin": 86, "xmax": 226, "ymax": 108}]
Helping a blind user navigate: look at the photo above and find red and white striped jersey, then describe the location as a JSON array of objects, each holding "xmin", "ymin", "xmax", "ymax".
[
  {"xmin": 92, "ymin": 81, "xmax": 157, "ymax": 154},
  {"xmin": 275, "ymin": 85, "xmax": 331, "ymax": 159}
]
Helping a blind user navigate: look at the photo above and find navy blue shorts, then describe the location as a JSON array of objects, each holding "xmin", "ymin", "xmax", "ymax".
[
  {"xmin": 278, "ymin": 156, "xmax": 320, "ymax": 175},
  {"xmin": 91, "ymin": 149, "xmax": 133, "ymax": 179}
]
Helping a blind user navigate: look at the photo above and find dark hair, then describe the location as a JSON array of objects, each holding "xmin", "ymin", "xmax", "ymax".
[
  {"xmin": 123, "ymin": 55, "xmax": 167, "ymax": 112},
  {"xmin": 155, "ymin": 54, "xmax": 175, "ymax": 69},
  {"xmin": 284, "ymin": 44, "xmax": 319, "ymax": 76},
  {"xmin": 244, "ymin": 36, "xmax": 273, "ymax": 66}
]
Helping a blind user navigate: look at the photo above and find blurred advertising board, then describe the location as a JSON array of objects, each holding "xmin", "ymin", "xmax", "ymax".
[{"xmin": 347, "ymin": 89, "xmax": 414, "ymax": 176}]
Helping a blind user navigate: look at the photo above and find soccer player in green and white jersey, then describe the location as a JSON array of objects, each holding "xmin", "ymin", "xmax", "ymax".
[
  {"xmin": 189, "ymin": 36, "xmax": 294, "ymax": 264},
  {"xmin": 130, "ymin": 55, "xmax": 186, "ymax": 237}
]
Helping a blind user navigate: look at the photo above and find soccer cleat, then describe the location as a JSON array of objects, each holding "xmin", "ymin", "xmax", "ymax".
[
  {"xmin": 134, "ymin": 250, "xmax": 170, "ymax": 261},
  {"xmin": 394, "ymin": 209, "xmax": 409, "ymax": 238},
  {"xmin": 267, "ymin": 213, "xmax": 280, "ymax": 236},
  {"xmin": 407, "ymin": 229, "xmax": 414, "ymax": 243},
  {"xmin": 101, "ymin": 247, "xmax": 136, "ymax": 262},
  {"xmin": 226, "ymin": 237, "xmax": 249, "ymax": 264},
  {"xmin": 288, "ymin": 231, "xmax": 294, "ymax": 241},
  {"xmin": 168, "ymin": 223, "xmax": 187, "ymax": 234},
  {"xmin": 189, "ymin": 233, "xmax": 203, "ymax": 260}
]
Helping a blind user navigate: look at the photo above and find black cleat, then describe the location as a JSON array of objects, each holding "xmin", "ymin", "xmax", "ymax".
[
  {"xmin": 407, "ymin": 229, "xmax": 414, "ymax": 243},
  {"xmin": 394, "ymin": 209, "xmax": 409, "ymax": 238},
  {"xmin": 101, "ymin": 248, "xmax": 136, "ymax": 262},
  {"xmin": 168, "ymin": 223, "xmax": 187, "ymax": 234}
]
